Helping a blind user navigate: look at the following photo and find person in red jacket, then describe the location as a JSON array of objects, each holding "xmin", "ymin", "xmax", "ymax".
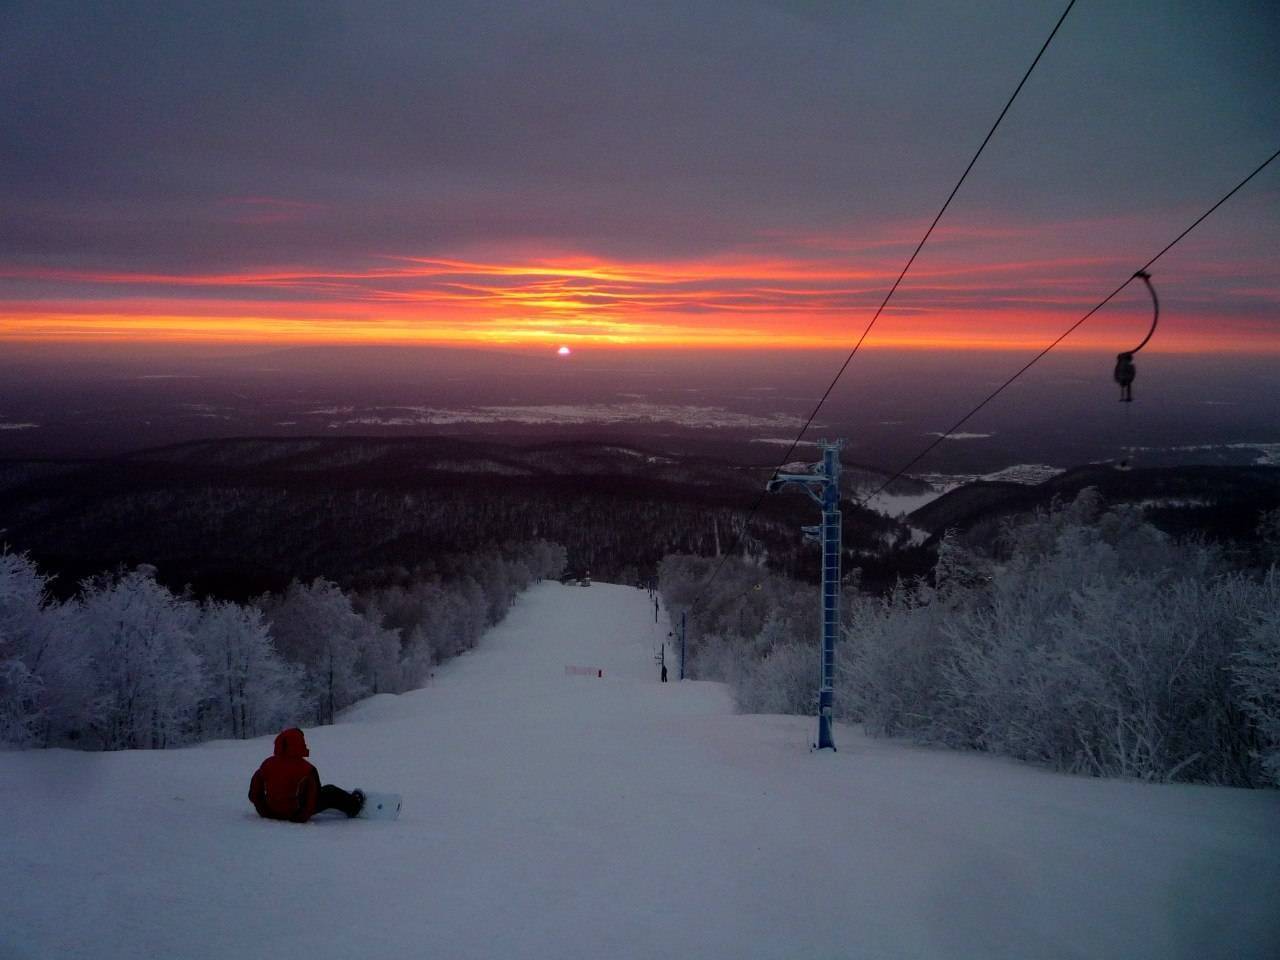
[{"xmin": 249, "ymin": 727, "xmax": 364, "ymax": 822}]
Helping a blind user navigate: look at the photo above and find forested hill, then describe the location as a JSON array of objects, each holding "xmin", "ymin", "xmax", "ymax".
[
  {"xmin": 6, "ymin": 438, "xmax": 1275, "ymax": 603},
  {"xmin": 0, "ymin": 436, "xmax": 908, "ymax": 599},
  {"xmin": 909, "ymin": 463, "xmax": 1280, "ymax": 551}
]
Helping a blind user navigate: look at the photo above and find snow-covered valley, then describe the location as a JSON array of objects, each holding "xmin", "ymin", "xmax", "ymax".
[{"xmin": 3, "ymin": 582, "xmax": 1278, "ymax": 959}]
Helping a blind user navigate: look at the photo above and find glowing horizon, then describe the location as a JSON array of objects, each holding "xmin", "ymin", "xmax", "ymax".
[{"xmin": 2, "ymin": 237, "xmax": 1276, "ymax": 353}]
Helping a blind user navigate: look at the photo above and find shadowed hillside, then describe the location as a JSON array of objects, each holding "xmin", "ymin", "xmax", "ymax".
[
  {"xmin": 0, "ymin": 436, "xmax": 906, "ymax": 598},
  {"xmin": 909, "ymin": 464, "xmax": 1280, "ymax": 553}
]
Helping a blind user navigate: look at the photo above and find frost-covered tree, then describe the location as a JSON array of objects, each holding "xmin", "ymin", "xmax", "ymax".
[
  {"xmin": 356, "ymin": 580, "xmax": 441, "ymax": 686},
  {"xmin": 476, "ymin": 555, "xmax": 514, "ymax": 625},
  {"xmin": 258, "ymin": 578, "xmax": 371, "ymax": 725},
  {"xmin": 834, "ymin": 490, "xmax": 1279, "ymax": 784},
  {"xmin": 351, "ymin": 553, "xmax": 542, "ymax": 689},
  {"xmin": 192, "ymin": 600, "xmax": 300, "ymax": 739},
  {"xmin": 432, "ymin": 584, "xmax": 471, "ymax": 661},
  {"xmin": 0, "ymin": 658, "xmax": 37, "ymax": 746},
  {"xmin": 1232, "ymin": 571, "xmax": 1280, "ymax": 785},
  {"xmin": 21, "ymin": 598, "xmax": 98, "ymax": 748},
  {"xmin": 734, "ymin": 622, "xmax": 818, "ymax": 716},
  {"xmin": 1259, "ymin": 508, "xmax": 1280, "ymax": 567},
  {"xmin": 350, "ymin": 598, "xmax": 403, "ymax": 696},
  {"xmin": 531, "ymin": 540, "xmax": 568, "ymax": 581},
  {"xmin": 658, "ymin": 554, "xmax": 815, "ymax": 684},
  {"xmin": 0, "ymin": 552, "xmax": 49, "ymax": 746},
  {"xmin": 842, "ymin": 578, "xmax": 949, "ymax": 738},
  {"xmin": 400, "ymin": 623, "xmax": 434, "ymax": 688},
  {"xmin": 454, "ymin": 577, "xmax": 489, "ymax": 656},
  {"xmin": 75, "ymin": 566, "xmax": 202, "ymax": 749}
]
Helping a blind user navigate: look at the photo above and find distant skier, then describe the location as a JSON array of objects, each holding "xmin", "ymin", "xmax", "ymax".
[
  {"xmin": 661, "ymin": 663, "xmax": 668, "ymax": 683},
  {"xmin": 249, "ymin": 727, "xmax": 364, "ymax": 822}
]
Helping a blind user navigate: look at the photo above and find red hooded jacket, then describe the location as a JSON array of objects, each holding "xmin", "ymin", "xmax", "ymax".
[{"xmin": 249, "ymin": 728, "xmax": 322, "ymax": 822}]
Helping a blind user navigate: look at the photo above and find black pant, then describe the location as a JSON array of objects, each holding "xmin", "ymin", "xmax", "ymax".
[{"xmin": 317, "ymin": 784, "xmax": 360, "ymax": 817}]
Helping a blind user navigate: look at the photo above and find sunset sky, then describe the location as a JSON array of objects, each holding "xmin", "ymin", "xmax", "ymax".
[{"xmin": 2, "ymin": 0, "xmax": 1277, "ymax": 353}]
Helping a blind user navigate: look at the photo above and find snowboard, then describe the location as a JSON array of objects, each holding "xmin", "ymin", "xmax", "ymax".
[{"xmin": 355, "ymin": 790, "xmax": 402, "ymax": 821}]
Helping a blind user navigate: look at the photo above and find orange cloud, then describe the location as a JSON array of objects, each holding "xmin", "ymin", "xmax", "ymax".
[{"xmin": 1, "ymin": 227, "xmax": 1276, "ymax": 353}]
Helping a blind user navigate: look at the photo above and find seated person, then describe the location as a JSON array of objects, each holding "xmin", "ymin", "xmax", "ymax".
[{"xmin": 249, "ymin": 727, "xmax": 363, "ymax": 822}]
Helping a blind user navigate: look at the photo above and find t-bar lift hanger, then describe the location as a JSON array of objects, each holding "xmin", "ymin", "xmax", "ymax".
[{"xmin": 1113, "ymin": 270, "xmax": 1159, "ymax": 402}]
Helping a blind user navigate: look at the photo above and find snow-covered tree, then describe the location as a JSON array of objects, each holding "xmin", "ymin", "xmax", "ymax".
[
  {"xmin": 0, "ymin": 552, "xmax": 50, "ymax": 746},
  {"xmin": 1232, "ymin": 570, "xmax": 1280, "ymax": 785},
  {"xmin": 734, "ymin": 637, "xmax": 818, "ymax": 716},
  {"xmin": 400, "ymin": 623, "xmax": 435, "ymax": 688},
  {"xmin": 258, "ymin": 578, "xmax": 371, "ymax": 725},
  {"xmin": 476, "ymin": 555, "xmax": 514, "ymax": 625},
  {"xmin": 22, "ymin": 598, "xmax": 98, "ymax": 748},
  {"xmin": 841, "ymin": 578, "xmax": 950, "ymax": 738},
  {"xmin": 350, "ymin": 598, "xmax": 403, "ymax": 696},
  {"xmin": 1259, "ymin": 508, "xmax": 1280, "ymax": 567},
  {"xmin": 192, "ymin": 600, "xmax": 300, "ymax": 739},
  {"xmin": 75, "ymin": 566, "xmax": 202, "ymax": 749},
  {"xmin": 836, "ymin": 490, "xmax": 1278, "ymax": 784},
  {"xmin": 533, "ymin": 541, "xmax": 568, "ymax": 581}
]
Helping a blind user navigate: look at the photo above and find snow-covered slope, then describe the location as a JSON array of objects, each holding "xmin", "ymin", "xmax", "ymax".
[{"xmin": 3, "ymin": 583, "xmax": 1278, "ymax": 959}]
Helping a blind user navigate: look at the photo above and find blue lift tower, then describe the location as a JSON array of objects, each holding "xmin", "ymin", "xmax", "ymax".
[{"xmin": 766, "ymin": 438, "xmax": 844, "ymax": 751}]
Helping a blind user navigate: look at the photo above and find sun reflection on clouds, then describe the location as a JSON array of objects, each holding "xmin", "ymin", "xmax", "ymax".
[{"xmin": 1, "ymin": 216, "xmax": 1277, "ymax": 353}]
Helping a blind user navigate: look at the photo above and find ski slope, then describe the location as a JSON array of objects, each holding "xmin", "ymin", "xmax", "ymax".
[{"xmin": 3, "ymin": 582, "xmax": 1278, "ymax": 959}]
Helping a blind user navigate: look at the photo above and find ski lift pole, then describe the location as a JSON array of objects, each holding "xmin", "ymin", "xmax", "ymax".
[
  {"xmin": 766, "ymin": 438, "xmax": 844, "ymax": 751},
  {"xmin": 679, "ymin": 610, "xmax": 686, "ymax": 681}
]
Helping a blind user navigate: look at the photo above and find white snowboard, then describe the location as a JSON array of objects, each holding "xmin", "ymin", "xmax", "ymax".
[{"xmin": 355, "ymin": 790, "xmax": 402, "ymax": 821}]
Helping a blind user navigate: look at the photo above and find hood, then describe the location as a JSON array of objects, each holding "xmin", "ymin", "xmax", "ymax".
[{"xmin": 273, "ymin": 727, "xmax": 309, "ymax": 758}]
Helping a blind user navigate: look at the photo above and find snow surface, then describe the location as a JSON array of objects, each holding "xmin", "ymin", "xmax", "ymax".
[
  {"xmin": 3, "ymin": 582, "xmax": 1279, "ymax": 960},
  {"xmin": 860, "ymin": 489, "xmax": 947, "ymax": 518}
]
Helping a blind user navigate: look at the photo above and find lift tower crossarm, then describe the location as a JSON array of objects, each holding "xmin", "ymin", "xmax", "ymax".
[{"xmin": 766, "ymin": 470, "xmax": 827, "ymax": 507}]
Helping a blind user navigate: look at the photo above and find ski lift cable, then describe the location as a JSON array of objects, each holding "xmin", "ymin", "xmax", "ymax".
[
  {"xmin": 770, "ymin": 0, "xmax": 1079, "ymax": 475},
  {"xmin": 856, "ymin": 143, "xmax": 1280, "ymax": 508},
  {"xmin": 686, "ymin": 0, "xmax": 1079, "ymax": 612}
]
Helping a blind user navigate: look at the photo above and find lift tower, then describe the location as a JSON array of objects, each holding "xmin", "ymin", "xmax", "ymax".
[{"xmin": 766, "ymin": 438, "xmax": 844, "ymax": 750}]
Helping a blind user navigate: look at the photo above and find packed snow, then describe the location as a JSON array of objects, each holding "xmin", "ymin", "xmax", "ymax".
[{"xmin": 3, "ymin": 582, "xmax": 1278, "ymax": 959}]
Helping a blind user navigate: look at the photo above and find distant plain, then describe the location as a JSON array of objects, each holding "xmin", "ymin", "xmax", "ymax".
[{"xmin": 1, "ymin": 345, "xmax": 1276, "ymax": 477}]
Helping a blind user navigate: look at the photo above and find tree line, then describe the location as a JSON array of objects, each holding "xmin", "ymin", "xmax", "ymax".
[
  {"xmin": 2, "ymin": 450, "xmax": 916, "ymax": 601},
  {"xmin": 0, "ymin": 540, "xmax": 566, "ymax": 749},
  {"xmin": 660, "ymin": 492, "xmax": 1280, "ymax": 787}
]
